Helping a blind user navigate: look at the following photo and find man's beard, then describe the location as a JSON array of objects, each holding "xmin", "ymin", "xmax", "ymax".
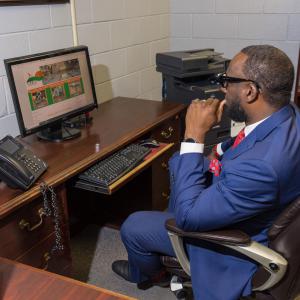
[{"xmin": 226, "ymin": 100, "xmax": 248, "ymax": 123}]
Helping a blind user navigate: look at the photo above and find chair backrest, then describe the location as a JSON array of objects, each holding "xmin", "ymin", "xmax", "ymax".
[{"xmin": 265, "ymin": 196, "xmax": 300, "ymax": 300}]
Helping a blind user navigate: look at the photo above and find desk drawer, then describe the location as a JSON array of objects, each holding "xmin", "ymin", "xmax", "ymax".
[
  {"xmin": 0, "ymin": 198, "xmax": 54, "ymax": 260},
  {"xmin": 151, "ymin": 115, "xmax": 181, "ymax": 145},
  {"xmin": 16, "ymin": 232, "xmax": 72, "ymax": 275},
  {"xmin": 151, "ymin": 150, "xmax": 172, "ymax": 211}
]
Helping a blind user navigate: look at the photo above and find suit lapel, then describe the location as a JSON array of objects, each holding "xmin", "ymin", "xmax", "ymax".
[{"xmin": 223, "ymin": 104, "xmax": 293, "ymax": 160}]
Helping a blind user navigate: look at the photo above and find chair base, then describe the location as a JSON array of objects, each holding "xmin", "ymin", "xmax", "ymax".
[{"xmin": 170, "ymin": 275, "xmax": 193, "ymax": 300}]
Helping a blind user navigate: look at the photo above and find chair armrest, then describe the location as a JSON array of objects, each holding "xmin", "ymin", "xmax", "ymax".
[
  {"xmin": 165, "ymin": 218, "xmax": 287, "ymax": 291},
  {"xmin": 165, "ymin": 218, "xmax": 251, "ymax": 246}
]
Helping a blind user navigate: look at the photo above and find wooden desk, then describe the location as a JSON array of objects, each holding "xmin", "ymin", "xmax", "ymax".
[
  {"xmin": 0, "ymin": 257, "xmax": 136, "ymax": 300},
  {"xmin": 0, "ymin": 97, "xmax": 185, "ymax": 276}
]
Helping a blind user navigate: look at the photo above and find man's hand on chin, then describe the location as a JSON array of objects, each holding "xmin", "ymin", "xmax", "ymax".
[{"xmin": 184, "ymin": 98, "xmax": 226, "ymax": 143}]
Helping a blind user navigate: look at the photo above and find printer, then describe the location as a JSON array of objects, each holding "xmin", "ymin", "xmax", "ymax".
[{"xmin": 156, "ymin": 48, "xmax": 231, "ymax": 153}]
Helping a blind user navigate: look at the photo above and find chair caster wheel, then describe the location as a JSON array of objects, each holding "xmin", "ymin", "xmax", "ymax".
[
  {"xmin": 171, "ymin": 276, "xmax": 193, "ymax": 299},
  {"xmin": 174, "ymin": 289, "xmax": 188, "ymax": 299}
]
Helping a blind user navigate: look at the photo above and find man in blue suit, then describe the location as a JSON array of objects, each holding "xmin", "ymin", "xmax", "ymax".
[{"xmin": 112, "ymin": 45, "xmax": 300, "ymax": 300}]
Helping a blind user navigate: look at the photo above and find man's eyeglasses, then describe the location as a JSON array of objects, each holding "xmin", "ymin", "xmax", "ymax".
[{"xmin": 211, "ymin": 72, "xmax": 261, "ymax": 89}]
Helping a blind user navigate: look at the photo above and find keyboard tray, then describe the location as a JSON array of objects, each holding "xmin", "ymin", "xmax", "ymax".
[{"xmin": 75, "ymin": 143, "xmax": 174, "ymax": 195}]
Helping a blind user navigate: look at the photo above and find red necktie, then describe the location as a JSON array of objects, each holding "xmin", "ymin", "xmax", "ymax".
[{"xmin": 232, "ymin": 128, "xmax": 245, "ymax": 148}]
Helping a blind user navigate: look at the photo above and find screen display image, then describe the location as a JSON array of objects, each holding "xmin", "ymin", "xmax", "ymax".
[{"xmin": 5, "ymin": 46, "xmax": 98, "ymax": 142}]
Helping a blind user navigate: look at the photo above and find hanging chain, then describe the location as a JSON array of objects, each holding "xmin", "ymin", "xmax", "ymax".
[
  {"xmin": 40, "ymin": 182, "xmax": 51, "ymax": 217},
  {"xmin": 39, "ymin": 182, "xmax": 64, "ymax": 253}
]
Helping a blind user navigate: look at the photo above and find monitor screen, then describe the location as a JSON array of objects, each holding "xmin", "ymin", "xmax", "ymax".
[{"xmin": 5, "ymin": 46, "xmax": 98, "ymax": 141}]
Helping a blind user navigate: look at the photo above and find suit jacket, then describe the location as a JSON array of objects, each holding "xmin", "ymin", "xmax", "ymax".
[{"xmin": 168, "ymin": 104, "xmax": 300, "ymax": 300}]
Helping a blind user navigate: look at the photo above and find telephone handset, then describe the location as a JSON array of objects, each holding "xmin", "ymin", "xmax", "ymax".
[{"xmin": 0, "ymin": 135, "xmax": 47, "ymax": 190}]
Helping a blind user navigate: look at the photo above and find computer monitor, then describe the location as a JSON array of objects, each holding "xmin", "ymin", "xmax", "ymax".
[{"xmin": 4, "ymin": 45, "xmax": 98, "ymax": 142}]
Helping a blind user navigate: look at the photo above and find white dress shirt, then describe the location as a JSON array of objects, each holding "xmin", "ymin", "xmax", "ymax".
[{"xmin": 180, "ymin": 117, "xmax": 269, "ymax": 155}]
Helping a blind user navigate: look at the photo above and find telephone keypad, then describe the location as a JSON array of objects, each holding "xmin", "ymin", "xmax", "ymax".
[
  {"xmin": 15, "ymin": 149, "xmax": 47, "ymax": 179},
  {"xmin": 19, "ymin": 151, "xmax": 46, "ymax": 176},
  {"xmin": 0, "ymin": 135, "xmax": 48, "ymax": 190}
]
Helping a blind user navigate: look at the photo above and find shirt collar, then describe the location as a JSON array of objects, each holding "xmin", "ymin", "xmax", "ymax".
[{"xmin": 244, "ymin": 115, "xmax": 270, "ymax": 137}]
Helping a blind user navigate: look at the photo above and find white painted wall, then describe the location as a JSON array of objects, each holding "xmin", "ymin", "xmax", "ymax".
[
  {"xmin": 1, "ymin": 1, "xmax": 299, "ymax": 138},
  {"xmin": 0, "ymin": 0, "xmax": 170, "ymax": 138},
  {"xmin": 170, "ymin": 0, "xmax": 300, "ymax": 135},
  {"xmin": 170, "ymin": 0, "xmax": 299, "ymax": 65}
]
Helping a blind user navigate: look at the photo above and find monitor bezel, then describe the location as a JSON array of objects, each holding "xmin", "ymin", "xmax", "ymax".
[{"xmin": 4, "ymin": 45, "xmax": 98, "ymax": 137}]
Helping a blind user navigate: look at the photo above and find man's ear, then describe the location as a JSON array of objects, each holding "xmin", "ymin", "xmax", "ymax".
[{"xmin": 245, "ymin": 83, "xmax": 259, "ymax": 103}]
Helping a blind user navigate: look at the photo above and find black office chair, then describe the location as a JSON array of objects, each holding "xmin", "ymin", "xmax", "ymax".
[{"xmin": 161, "ymin": 196, "xmax": 300, "ymax": 300}]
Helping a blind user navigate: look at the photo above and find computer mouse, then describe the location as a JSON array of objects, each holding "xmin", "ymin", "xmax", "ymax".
[{"xmin": 139, "ymin": 139, "xmax": 160, "ymax": 148}]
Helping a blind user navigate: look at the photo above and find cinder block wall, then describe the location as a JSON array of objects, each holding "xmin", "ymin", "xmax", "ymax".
[
  {"xmin": 0, "ymin": 0, "xmax": 299, "ymax": 138},
  {"xmin": 170, "ymin": 0, "xmax": 299, "ymax": 65},
  {"xmin": 170, "ymin": 0, "xmax": 300, "ymax": 135},
  {"xmin": 0, "ymin": 0, "xmax": 169, "ymax": 137}
]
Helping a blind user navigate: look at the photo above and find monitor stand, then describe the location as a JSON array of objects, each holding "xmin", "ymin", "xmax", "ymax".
[{"xmin": 37, "ymin": 122, "xmax": 81, "ymax": 142}]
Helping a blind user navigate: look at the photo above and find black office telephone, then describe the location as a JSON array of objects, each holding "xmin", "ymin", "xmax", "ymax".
[{"xmin": 0, "ymin": 135, "xmax": 47, "ymax": 190}]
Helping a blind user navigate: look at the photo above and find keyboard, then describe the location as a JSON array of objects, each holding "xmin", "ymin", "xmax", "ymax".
[{"xmin": 76, "ymin": 143, "xmax": 151, "ymax": 192}]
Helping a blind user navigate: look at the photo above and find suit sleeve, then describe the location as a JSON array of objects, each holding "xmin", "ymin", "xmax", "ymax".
[
  {"xmin": 170, "ymin": 152, "xmax": 279, "ymax": 231},
  {"xmin": 167, "ymin": 151, "xmax": 210, "ymax": 213}
]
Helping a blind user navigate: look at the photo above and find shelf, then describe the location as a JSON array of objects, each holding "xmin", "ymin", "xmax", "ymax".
[{"xmin": 75, "ymin": 143, "xmax": 174, "ymax": 195}]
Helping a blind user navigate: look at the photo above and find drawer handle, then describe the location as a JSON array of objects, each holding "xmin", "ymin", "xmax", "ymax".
[
  {"xmin": 19, "ymin": 208, "xmax": 46, "ymax": 232},
  {"xmin": 162, "ymin": 192, "xmax": 170, "ymax": 201},
  {"xmin": 161, "ymin": 162, "xmax": 169, "ymax": 171},
  {"xmin": 161, "ymin": 126, "xmax": 174, "ymax": 139},
  {"xmin": 42, "ymin": 252, "xmax": 51, "ymax": 270}
]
